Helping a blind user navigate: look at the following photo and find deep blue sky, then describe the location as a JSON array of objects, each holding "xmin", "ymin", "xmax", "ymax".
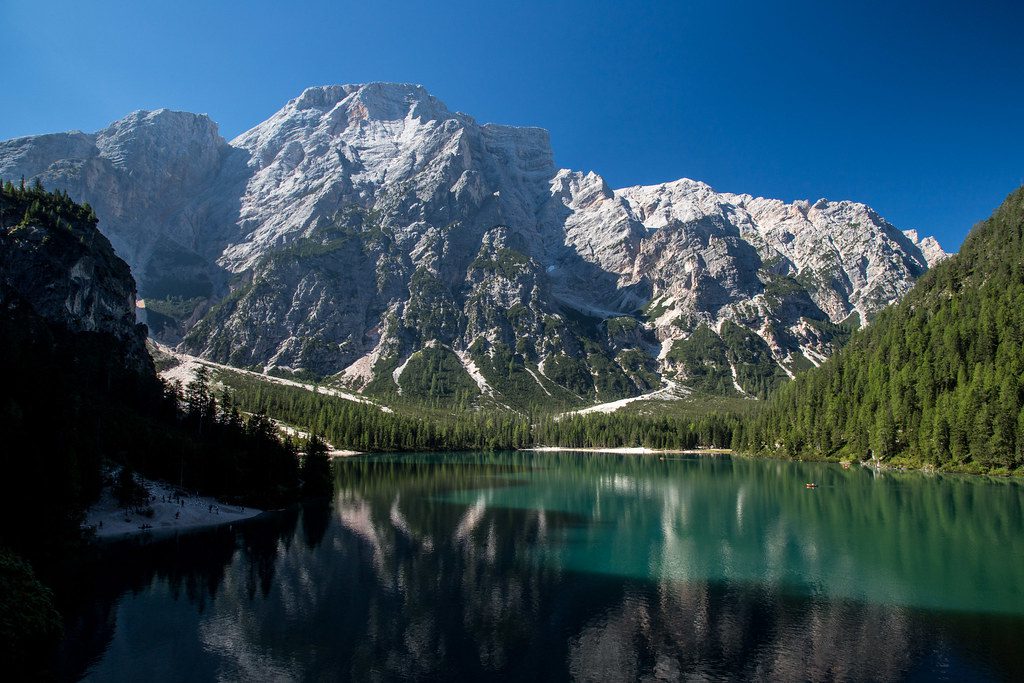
[{"xmin": 3, "ymin": 0, "xmax": 1022, "ymax": 250}]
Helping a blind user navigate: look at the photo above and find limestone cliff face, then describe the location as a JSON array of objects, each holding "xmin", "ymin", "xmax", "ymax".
[
  {"xmin": 0, "ymin": 187, "xmax": 150, "ymax": 372},
  {"xmin": 0, "ymin": 84, "xmax": 945, "ymax": 404}
]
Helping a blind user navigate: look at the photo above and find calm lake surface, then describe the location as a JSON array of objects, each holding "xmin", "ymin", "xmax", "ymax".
[{"xmin": 60, "ymin": 452, "xmax": 1024, "ymax": 681}]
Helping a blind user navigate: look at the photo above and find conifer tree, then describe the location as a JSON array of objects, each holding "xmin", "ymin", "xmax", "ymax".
[{"xmin": 302, "ymin": 433, "xmax": 333, "ymax": 495}]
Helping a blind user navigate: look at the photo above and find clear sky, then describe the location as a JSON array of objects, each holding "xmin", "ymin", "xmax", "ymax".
[{"xmin": 2, "ymin": 0, "xmax": 1022, "ymax": 250}]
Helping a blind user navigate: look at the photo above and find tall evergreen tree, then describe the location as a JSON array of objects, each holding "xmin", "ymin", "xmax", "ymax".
[{"xmin": 301, "ymin": 433, "xmax": 333, "ymax": 496}]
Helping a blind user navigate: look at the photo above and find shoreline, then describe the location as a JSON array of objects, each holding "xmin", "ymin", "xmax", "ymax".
[
  {"xmin": 94, "ymin": 512, "xmax": 269, "ymax": 544},
  {"xmin": 520, "ymin": 446, "xmax": 732, "ymax": 455},
  {"xmin": 730, "ymin": 450, "xmax": 1024, "ymax": 480},
  {"xmin": 83, "ymin": 474, "xmax": 264, "ymax": 542}
]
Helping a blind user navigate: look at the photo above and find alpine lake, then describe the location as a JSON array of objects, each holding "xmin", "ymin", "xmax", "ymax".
[{"xmin": 59, "ymin": 451, "xmax": 1024, "ymax": 681}]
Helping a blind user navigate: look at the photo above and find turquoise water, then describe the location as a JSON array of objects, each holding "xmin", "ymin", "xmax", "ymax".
[{"xmin": 62, "ymin": 452, "xmax": 1024, "ymax": 681}]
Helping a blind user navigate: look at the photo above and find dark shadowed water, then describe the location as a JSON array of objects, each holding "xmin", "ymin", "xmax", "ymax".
[{"xmin": 59, "ymin": 452, "xmax": 1024, "ymax": 681}]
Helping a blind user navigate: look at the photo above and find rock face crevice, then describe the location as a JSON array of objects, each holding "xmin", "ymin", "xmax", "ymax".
[{"xmin": 0, "ymin": 83, "xmax": 945, "ymax": 403}]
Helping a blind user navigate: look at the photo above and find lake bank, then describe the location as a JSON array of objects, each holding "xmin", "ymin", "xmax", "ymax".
[
  {"xmin": 520, "ymin": 446, "xmax": 732, "ymax": 455},
  {"xmin": 62, "ymin": 450, "xmax": 1024, "ymax": 681},
  {"xmin": 328, "ymin": 449, "xmax": 363, "ymax": 458},
  {"xmin": 733, "ymin": 448, "xmax": 1024, "ymax": 479},
  {"xmin": 83, "ymin": 475, "xmax": 263, "ymax": 542}
]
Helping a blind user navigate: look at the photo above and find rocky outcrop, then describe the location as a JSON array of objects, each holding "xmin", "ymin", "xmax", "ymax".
[
  {"xmin": 0, "ymin": 84, "xmax": 945, "ymax": 404},
  {"xmin": 0, "ymin": 185, "xmax": 150, "ymax": 372}
]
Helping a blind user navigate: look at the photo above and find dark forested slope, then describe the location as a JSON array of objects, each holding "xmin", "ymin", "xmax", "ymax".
[
  {"xmin": 0, "ymin": 182, "xmax": 307, "ymax": 673},
  {"xmin": 739, "ymin": 187, "xmax": 1024, "ymax": 474},
  {"xmin": 0, "ymin": 182, "xmax": 305, "ymax": 559}
]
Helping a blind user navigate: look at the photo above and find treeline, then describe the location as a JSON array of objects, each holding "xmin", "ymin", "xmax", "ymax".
[
  {"xmin": 738, "ymin": 186, "xmax": 1024, "ymax": 475},
  {"xmin": 219, "ymin": 370, "xmax": 741, "ymax": 452},
  {"xmin": 153, "ymin": 367, "xmax": 302, "ymax": 503},
  {"xmin": 0, "ymin": 176, "xmax": 98, "ymax": 230},
  {"xmin": 222, "ymin": 372, "xmax": 535, "ymax": 450},
  {"xmin": 534, "ymin": 412, "xmax": 738, "ymax": 450}
]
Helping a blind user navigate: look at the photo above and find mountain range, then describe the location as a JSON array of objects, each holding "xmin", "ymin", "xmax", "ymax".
[{"xmin": 0, "ymin": 83, "xmax": 945, "ymax": 407}]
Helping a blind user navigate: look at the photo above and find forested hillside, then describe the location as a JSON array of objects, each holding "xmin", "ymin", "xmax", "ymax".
[
  {"xmin": 216, "ymin": 367, "xmax": 744, "ymax": 452},
  {"xmin": 0, "ymin": 184, "xmax": 308, "ymax": 673},
  {"xmin": 739, "ymin": 187, "xmax": 1024, "ymax": 475}
]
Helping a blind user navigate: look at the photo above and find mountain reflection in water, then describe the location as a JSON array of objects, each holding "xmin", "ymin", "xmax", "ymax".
[{"xmin": 61, "ymin": 452, "xmax": 1024, "ymax": 681}]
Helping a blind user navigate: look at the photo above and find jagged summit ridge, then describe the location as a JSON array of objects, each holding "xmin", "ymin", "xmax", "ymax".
[
  {"xmin": 612, "ymin": 179, "xmax": 944, "ymax": 325},
  {"xmin": 0, "ymin": 83, "xmax": 945, "ymax": 405},
  {"xmin": 223, "ymin": 82, "xmax": 556, "ymax": 271},
  {"xmin": 280, "ymin": 83, "xmax": 452, "ymax": 123}
]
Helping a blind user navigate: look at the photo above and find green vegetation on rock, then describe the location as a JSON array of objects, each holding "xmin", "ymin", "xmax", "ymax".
[
  {"xmin": 719, "ymin": 321, "xmax": 789, "ymax": 398},
  {"xmin": 469, "ymin": 247, "xmax": 531, "ymax": 279},
  {"xmin": 666, "ymin": 325, "xmax": 733, "ymax": 393},
  {"xmin": 405, "ymin": 268, "xmax": 462, "ymax": 343},
  {"xmin": 398, "ymin": 346, "xmax": 480, "ymax": 404}
]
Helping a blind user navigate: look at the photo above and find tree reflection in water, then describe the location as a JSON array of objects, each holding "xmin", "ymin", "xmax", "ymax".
[{"xmin": 60, "ymin": 452, "xmax": 1024, "ymax": 681}]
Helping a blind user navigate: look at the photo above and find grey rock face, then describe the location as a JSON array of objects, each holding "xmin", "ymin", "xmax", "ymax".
[
  {"xmin": 0, "ymin": 111, "xmax": 236, "ymax": 283},
  {"xmin": 0, "ymin": 192, "xmax": 150, "ymax": 372},
  {"xmin": 0, "ymin": 83, "xmax": 945, "ymax": 403}
]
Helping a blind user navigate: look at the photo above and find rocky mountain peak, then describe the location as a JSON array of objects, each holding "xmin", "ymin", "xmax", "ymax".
[
  {"xmin": 98, "ymin": 108, "xmax": 221, "ymax": 143},
  {"xmin": 96, "ymin": 108, "xmax": 226, "ymax": 183},
  {"xmin": 287, "ymin": 82, "xmax": 444, "ymax": 118},
  {"xmin": 619, "ymin": 178, "xmax": 723, "ymax": 228},
  {"xmin": 222, "ymin": 83, "xmax": 559, "ymax": 273},
  {"xmin": 236, "ymin": 83, "xmax": 460, "ymax": 153},
  {"xmin": 289, "ymin": 84, "xmax": 359, "ymax": 111}
]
